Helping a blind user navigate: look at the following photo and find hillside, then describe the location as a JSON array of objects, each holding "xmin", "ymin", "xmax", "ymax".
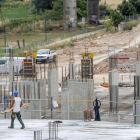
[{"xmin": 100, "ymin": 0, "xmax": 128, "ymax": 9}]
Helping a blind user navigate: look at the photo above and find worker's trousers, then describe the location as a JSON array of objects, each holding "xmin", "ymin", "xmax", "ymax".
[{"xmin": 11, "ymin": 112, "xmax": 24, "ymax": 127}]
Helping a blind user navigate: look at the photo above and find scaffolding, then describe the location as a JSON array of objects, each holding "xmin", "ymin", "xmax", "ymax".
[{"xmin": 108, "ymin": 39, "xmax": 136, "ymax": 87}]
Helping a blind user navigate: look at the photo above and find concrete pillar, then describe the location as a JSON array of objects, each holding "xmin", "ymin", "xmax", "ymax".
[
  {"xmin": 87, "ymin": 79, "xmax": 95, "ymax": 110},
  {"xmin": 37, "ymin": 79, "xmax": 47, "ymax": 117},
  {"xmin": 69, "ymin": 61, "xmax": 75, "ymax": 80},
  {"xmin": 109, "ymin": 69, "xmax": 120, "ymax": 122},
  {"xmin": 48, "ymin": 68, "xmax": 58, "ymax": 108},
  {"xmin": 9, "ymin": 60, "xmax": 14, "ymax": 92},
  {"xmin": 87, "ymin": 0, "xmax": 99, "ymax": 24},
  {"xmin": 63, "ymin": 0, "xmax": 77, "ymax": 28}
]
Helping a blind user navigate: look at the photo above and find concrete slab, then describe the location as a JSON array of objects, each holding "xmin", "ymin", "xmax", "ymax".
[{"xmin": 0, "ymin": 119, "xmax": 140, "ymax": 140}]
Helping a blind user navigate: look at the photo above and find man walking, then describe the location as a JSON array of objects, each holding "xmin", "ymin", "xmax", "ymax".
[{"xmin": 8, "ymin": 91, "xmax": 25, "ymax": 129}]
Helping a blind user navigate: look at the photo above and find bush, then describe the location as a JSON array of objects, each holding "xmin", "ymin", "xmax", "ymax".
[
  {"xmin": 105, "ymin": 17, "xmax": 114, "ymax": 32},
  {"xmin": 123, "ymin": 19, "xmax": 140, "ymax": 30},
  {"xmin": 1, "ymin": 1, "xmax": 30, "ymax": 9}
]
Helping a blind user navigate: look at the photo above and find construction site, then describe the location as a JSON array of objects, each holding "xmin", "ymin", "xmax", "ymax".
[{"xmin": 1, "ymin": 0, "xmax": 140, "ymax": 140}]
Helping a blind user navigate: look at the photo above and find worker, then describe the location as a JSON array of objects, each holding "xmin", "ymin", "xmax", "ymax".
[{"xmin": 8, "ymin": 91, "xmax": 25, "ymax": 129}]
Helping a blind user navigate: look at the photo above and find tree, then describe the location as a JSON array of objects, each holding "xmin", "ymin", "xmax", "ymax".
[
  {"xmin": 31, "ymin": 0, "xmax": 54, "ymax": 14},
  {"xmin": 53, "ymin": 0, "xmax": 63, "ymax": 13},
  {"xmin": 110, "ymin": 11, "xmax": 124, "ymax": 30},
  {"xmin": 105, "ymin": 17, "xmax": 114, "ymax": 32},
  {"xmin": 117, "ymin": 0, "xmax": 137, "ymax": 16},
  {"xmin": 129, "ymin": 0, "xmax": 140, "ymax": 14}
]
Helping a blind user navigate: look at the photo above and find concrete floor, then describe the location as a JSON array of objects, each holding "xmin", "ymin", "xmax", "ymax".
[{"xmin": 0, "ymin": 119, "xmax": 140, "ymax": 140}]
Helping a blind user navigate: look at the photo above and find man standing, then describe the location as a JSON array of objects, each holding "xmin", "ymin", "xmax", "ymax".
[{"xmin": 8, "ymin": 91, "xmax": 25, "ymax": 129}]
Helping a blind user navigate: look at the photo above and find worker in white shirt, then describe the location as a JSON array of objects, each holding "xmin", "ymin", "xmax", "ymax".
[{"xmin": 8, "ymin": 91, "xmax": 25, "ymax": 129}]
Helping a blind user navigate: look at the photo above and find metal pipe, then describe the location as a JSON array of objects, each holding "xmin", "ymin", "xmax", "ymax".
[{"xmin": 51, "ymin": 97, "xmax": 53, "ymax": 119}]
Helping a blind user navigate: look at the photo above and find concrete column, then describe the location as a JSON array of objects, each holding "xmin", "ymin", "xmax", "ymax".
[
  {"xmin": 109, "ymin": 69, "xmax": 120, "ymax": 122},
  {"xmin": 63, "ymin": 0, "xmax": 77, "ymax": 28},
  {"xmin": 9, "ymin": 60, "xmax": 14, "ymax": 92},
  {"xmin": 87, "ymin": 79, "xmax": 95, "ymax": 110},
  {"xmin": 48, "ymin": 68, "xmax": 58, "ymax": 108},
  {"xmin": 37, "ymin": 79, "xmax": 47, "ymax": 117},
  {"xmin": 69, "ymin": 61, "xmax": 75, "ymax": 80},
  {"xmin": 87, "ymin": 0, "xmax": 99, "ymax": 24}
]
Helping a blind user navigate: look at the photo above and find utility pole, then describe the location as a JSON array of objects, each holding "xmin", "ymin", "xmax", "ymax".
[
  {"xmin": 45, "ymin": 19, "xmax": 47, "ymax": 42},
  {"xmin": 4, "ymin": 26, "xmax": 6, "ymax": 53}
]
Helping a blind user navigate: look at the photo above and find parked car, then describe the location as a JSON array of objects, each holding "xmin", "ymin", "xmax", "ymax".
[
  {"xmin": 0, "ymin": 57, "xmax": 25, "ymax": 75},
  {"xmin": 36, "ymin": 49, "xmax": 56, "ymax": 63}
]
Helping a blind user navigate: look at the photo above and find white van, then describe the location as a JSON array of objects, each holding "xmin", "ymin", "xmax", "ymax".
[{"xmin": 0, "ymin": 57, "xmax": 25, "ymax": 75}]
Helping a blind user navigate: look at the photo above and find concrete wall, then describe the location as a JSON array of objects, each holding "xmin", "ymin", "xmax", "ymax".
[
  {"xmin": 87, "ymin": 0, "xmax": 99, "ymax": 23},
  {"xmin": 48, "ymin": 68, "xmax": 58, "ymax": 108},
  {"xmin": 11, "ymin": 80, "xmax": 47, "ymax": 119},
  {"xmin": 136, "ymin": 62, "xmax": 140, "ymax": 76},
  {"xmin": 37, "ymin": 79, "xmax": 47, "ymax": 117},
  {"xmin": 61, "ymin": 79, "xmax": 94, "ymax": 120},
  {"xmin": 63, "ymin": 0, "xmax": 77, "ymax": 28}
]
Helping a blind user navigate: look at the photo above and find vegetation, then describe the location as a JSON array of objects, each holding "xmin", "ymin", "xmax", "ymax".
[
  {"xmin": 117, "ymin": 0, "xmax": 137, "ymax": 16},
  {"xmin": 124, "ymin": 19, "xmax": 140, "ymax": 30},
  {"xmin": 109, "ymin": 11, "xmax": 124, "ymax": 30},
  {"xmin": 1, "ymin": 8, "xmax": 29, "ymax": 20},
  {"xmin": 99, "ymin": 4, "xmax": 113, "ymax": 17},
  {"xmin": 105, "ymin": 17, "xmax": 114, "ymax": 32}
]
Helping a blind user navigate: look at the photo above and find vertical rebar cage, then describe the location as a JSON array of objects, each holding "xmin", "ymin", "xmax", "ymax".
[{"xmin": 49, "ymin": 122, "xmax": 58, "ymax": 140}]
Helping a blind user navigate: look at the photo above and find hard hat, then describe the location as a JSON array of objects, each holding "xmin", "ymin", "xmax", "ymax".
[{"xmin": 14, "ymin": 91, "xmax": 18, "ymax": 96}]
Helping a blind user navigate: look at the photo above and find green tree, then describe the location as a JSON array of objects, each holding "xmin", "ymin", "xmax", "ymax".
[
  {"xmin": 110, "ymin": 11, "xmax": 124, "ymax": 30},
  {"xmin": 117, "ymin": 0, "xmax": 137, "ymax": 16},
  {"xmin": 53, "ymin": 0, "xmax": 63, "ymax": 13},
  {"xmin": 77, "ymin": 0, "xmax": 87, "ymax": 18},
  {"xmin": 31, "ymin": 0, "xmax": 54, "ymax": 14},
  {"xmin": 129, "ymin": 0, "xmax": 140, "ymax": 14},
  {"xmin": 105, "ymin": 17, "xmax": 114, "ymax": 32}
]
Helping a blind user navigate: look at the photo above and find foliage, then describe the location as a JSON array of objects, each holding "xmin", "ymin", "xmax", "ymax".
[
  {"xmin": 105, "ymin": 17, "xmax": 114, "ymax": 32},
  {"xmin": 1, "ymin": 8, "xmax": 29, "ymax": 20},
  {"xmin": 52, "ymin": 0, "xmax": 63, "ymax": 13},
  {"xmin": 99, "ymin": 4, "xmax": 113, "ymax": 16},
  {"xmin": 1, "ymin": 1, "xmax": 30, "ymax": 9},
  {"xmin": 129, "ymin": 0, "xmax": 140, "ymax": 14},
  {"xmin": 30, "ymin": 0, "xmax": 54, "ymax": 14},
  {"xmin": 117, "ymin": 0, "xmax": 137, "ymax": 16},
  {"xmin": 110, "ymin": 11, "xmax": 124, "ymax": 27},
  {"xmin": 123, "ymin": 19, "xmax": 140, "ymax": 30},
  {"xmin": 77, "ymin": 0, "xmax": 87, "ymax": 18}
]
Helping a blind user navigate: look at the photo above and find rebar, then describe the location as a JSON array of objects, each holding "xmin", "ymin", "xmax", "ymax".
[{"xmin": 49, "ymin": 121, "xmax": 58, "ymax": 139}]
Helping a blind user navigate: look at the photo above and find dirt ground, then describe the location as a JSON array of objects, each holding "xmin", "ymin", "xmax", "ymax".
[{"xmin": 56, "ymin": 24, "xmax": 140, "ymax": 85}]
